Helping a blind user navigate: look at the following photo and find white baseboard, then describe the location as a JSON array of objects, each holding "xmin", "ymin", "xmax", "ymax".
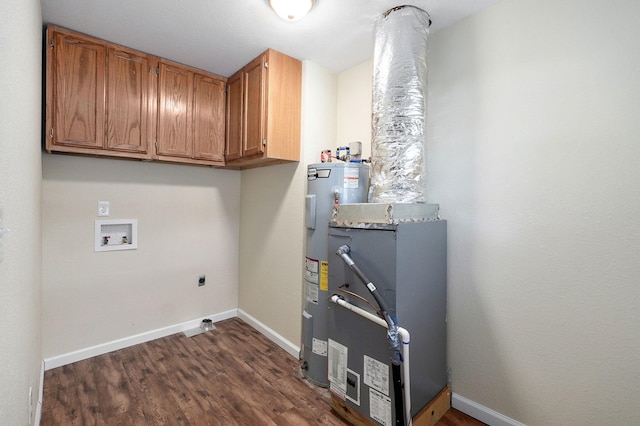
[
  {"xmin": 43, "ymin": 309, "xmax": 238, "ymax": 371},
  {"xmin": 237, "ymin": 309, "xmax": 301, "ymax": 359},
  {"xmin": 452, "ymin": 392, "xmax": 527, "ymax": 426}
]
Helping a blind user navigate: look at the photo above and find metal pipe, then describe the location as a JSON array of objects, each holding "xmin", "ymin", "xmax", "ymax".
[
  {"xmin": 330, "ymin": 295, "xmax": 413, "ymax": 426},
  {"xmin": 336, "ymin": 245, "xmax": 396, "ymax": 338}
]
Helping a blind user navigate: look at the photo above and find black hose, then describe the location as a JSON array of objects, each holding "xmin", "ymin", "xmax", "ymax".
[{"xmin": 392, "ymin": 364, "xmax": 406, "ymax": 426}]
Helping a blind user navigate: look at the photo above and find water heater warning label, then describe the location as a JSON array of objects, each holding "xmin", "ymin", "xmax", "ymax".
[
  {"xmin": 306, "ymin": 282, "xmax": 319, "ymax": 304},
  {"xmin": 305, "ymin": 257, "xmax": 320, "ymax": 304},
  {"xmin": 343, "ymin": 167, "xmax": 360, "ymax": 189},
  {"xmin": 305, "ymin": 257, "xmax": 319, "ymax": 284},
  {"xmin": 320, "ymin": 261, "xmax": 329, "ymax": 291}
]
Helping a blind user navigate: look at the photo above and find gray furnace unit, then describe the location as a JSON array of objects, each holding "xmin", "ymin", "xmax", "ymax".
[
  {"xmin": 301, "ymin": 162, "xmax": 369, "ymax": 387},
  {"xmin": 327, "ymin": 203, "xmax": 447, "ymax": 425}
]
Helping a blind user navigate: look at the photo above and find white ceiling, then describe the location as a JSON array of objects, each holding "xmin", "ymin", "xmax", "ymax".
[{"xmin": 41, "ymin": 0, "xmax": 501, "ymax": 77}]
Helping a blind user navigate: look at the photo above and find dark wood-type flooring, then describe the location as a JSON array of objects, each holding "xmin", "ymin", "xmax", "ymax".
[{"xmin": 41, "ymin": 317, "xmax": 484, "ymax": 425}]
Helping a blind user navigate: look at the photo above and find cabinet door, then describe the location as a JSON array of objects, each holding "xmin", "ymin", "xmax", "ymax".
[
  {"xmin": 52, "ymin": 31, "xmax": 106, "ymax": 149},
  {"xmin": 243, "ymin": 54, "xmax": 266, "ymax": 158},
  {"xmin": 157, "ymin": 62, "xmax": 193, "ymax": 158},
  {"xmin": 193, "ymin": 73, "xmax": 225, "ymax": 162},
  {"xmin": 225, "ymin": 70, "xmax": 244, "ymax": 162},
  {"xmin": 106, "ymin": 48, "xmax": 151, "ymax": 153}
]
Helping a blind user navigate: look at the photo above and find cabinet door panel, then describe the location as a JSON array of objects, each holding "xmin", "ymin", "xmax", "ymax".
[
  {"xmin": 157, "ymin": 63, "xmax": 192, "ymax": 158},
  {"xmin": 54, "ymin": 33, "xmax": 105, "ymax": 148},
  {"xmin": 243, "ymin": 55, "xmax": 265, "ymax": 158},
  {"xmin": 106, "ymin": 48, "xmax": 149, "ymax": 153},
  {"xmin": 193, "ymin": 74, "xmax": 225, "ymax": 162},
  {"xmin": 225, "ymin": 71, "xmax": 243, "ymax": 161}
]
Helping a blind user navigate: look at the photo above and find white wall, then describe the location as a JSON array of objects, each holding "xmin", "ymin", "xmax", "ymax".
[
  {"xmin": 42, "ymin": 156, "xmax": 240, "ymax": 357},
  {"xmin": 238, "ymin": 61, "xmax": 337, "ymax": 347},
  {"xmin": 338, "ymin": 0, "xmax": 640, "ymax": 424},
  {"xmin": 0, "ymin": 0, "xmax": 43, "ymax": 424},
  {"xmin": 337, "ymin": 60, "xmax": 373, "ymax": 160}
]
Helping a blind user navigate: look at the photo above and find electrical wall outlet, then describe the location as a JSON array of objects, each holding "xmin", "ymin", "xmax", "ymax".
[
  {"xmin": 97, "ymin": 201, "xmax": 110, "ymax": 217},
  {"xmin": 198, "ymin": 275, "xmax": 206, "ymax": 286}
]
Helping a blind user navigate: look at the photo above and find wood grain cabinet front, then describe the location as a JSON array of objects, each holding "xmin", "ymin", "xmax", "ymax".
[
  {"xmin": 46, "ymin": 25, "xmax": 154, "ymax": 159},
  {"xmin": 45, "ymin": 25, "xmax": 226, "ymax": 166},
  {"xmin": 155, "ymin": 59, "xmax": 226, "ymax": 166},
  {"xmin": 224, "ymin": 49, "xmax": 301, "ymax": 169}
]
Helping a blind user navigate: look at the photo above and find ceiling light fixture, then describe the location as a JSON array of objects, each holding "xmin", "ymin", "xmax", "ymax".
[{"xmin": 269, "ymin": 0, "xmax": 316, "ymax": 21}]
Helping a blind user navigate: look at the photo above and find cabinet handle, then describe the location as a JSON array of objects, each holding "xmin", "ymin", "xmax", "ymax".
[
  {"xmin": 49, "ymin": 128, "xmax": 53, "ymax": 139},
  {"xmin": 262, "ymin": 139, "xmax": 267, "ymax": 146}
]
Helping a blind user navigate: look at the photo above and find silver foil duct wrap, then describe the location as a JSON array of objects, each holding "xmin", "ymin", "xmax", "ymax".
[{"xmin": 368, "ymin": 6, "xmax": 431, "ymax": 203}]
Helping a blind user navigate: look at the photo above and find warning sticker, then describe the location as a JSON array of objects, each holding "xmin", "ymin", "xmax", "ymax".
[
  {"xmin": 363, "ymin": 355, "xmax": 389, "ymax": 396},
  {"xmin": 343, "ymin": 167, "xmax": 360, "ymax": 189},
  {"xmin": 306, "ymin": 282, "xmax": 319, "ymax": 304},
  {"xmin": 320, "ymin": 261, "xmax": 329, "ymax": 291},
  {"xmin": 369, "ymin": 388, "xmax": 392, "ymax": 426},
  {"xmin": 328, "ymin": 339, "xmax": 348, "ymax": 394},
  {"xmin": 305, "ymin": 257, "xmax": 319, "ymax": 284},
  {"xmin": 312, "ymin": 338, "xmax": 327, "ymax": 356}
]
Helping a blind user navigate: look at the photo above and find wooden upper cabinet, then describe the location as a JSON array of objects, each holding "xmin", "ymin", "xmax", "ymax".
[
  {"xmin": 225, "ymin": 49, "xmax": 301, "ymax": 169},
  {"xmin": 225, "ymin": 70, "xmax": 244, "ymax": 162},
  {"xmin": 243, "ymin": 55, "xmax": 266, "ymax": 158},
  {"xmin": 46, "ymin": 25, "xmax": 226, "ymax": 166},
  {"xmin": 193, "ymin": 73, "xmax": 226, "ymax": 162},
  {"xmin": 48, "ymin": 29, "xmax": 106, "ymax": 150},
  {"xmin": 106, "ymin": 48, "xmax": 153, "ymax": 153},
  {"xmin": 155, "ymin": 59, "xmax": 226, "ymax": 165},
  {"xmin": 156, "ymin": 61, "xmax": 193, "ymax": 159},
  {"xmin": 46, "ymin": 25, "xmax": 152, "ymax": 159}
]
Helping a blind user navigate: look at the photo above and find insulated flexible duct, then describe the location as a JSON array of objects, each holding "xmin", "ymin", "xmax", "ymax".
[{"xmin": 369, "ymin": 6, "xmax": 431, "ymax": 203}]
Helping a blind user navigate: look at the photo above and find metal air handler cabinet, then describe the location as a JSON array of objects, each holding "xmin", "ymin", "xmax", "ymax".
[{"xmin": 327, "ymin": 203, "xmax": 447, "ymax": 425}]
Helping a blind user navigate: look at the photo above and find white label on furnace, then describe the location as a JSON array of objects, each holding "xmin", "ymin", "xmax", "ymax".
[
  {"xmin": 363, "ymin": 355, "xmax": 389, "ymax": 396},
  {"xmin": 369, "ymin": 388, "xmax": 392, "ymax": 426},
  {"xmin": 343, "ymin": 168, "xmax": 359, "ymax": 189},
  {"xmin": 306, "ymin": 282, "xmax": 319, "ymax": 304},
  {"xmin": 312, "ymin": 338, "xmax": 328, "ymax": 356},
  {"xmin": 305, "ymin": 257, "xmax": 319, "ymax": 284},
  {"xmin": 328, "ymin": 339, "xmax": 348, "ymax": 394}
]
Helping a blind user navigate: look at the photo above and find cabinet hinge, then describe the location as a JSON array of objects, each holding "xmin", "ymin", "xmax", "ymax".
[
  {"xmin": 156, "ymin": 68, "xmax": 159, "ymax": 76},
  {"xmin": 262, "ymin": 138, "xmax": 267, "ymax": 146},
  {"xmin": 50, "ymin": 38, "xmax": 55, "ymax": 48},
  {"xmin": 264, "ymin": 61, "xmax": 269, "ymax": 69},
  {"xmin": 224, "ymin": 85, "xmax": 227, "ymax": 94}
]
